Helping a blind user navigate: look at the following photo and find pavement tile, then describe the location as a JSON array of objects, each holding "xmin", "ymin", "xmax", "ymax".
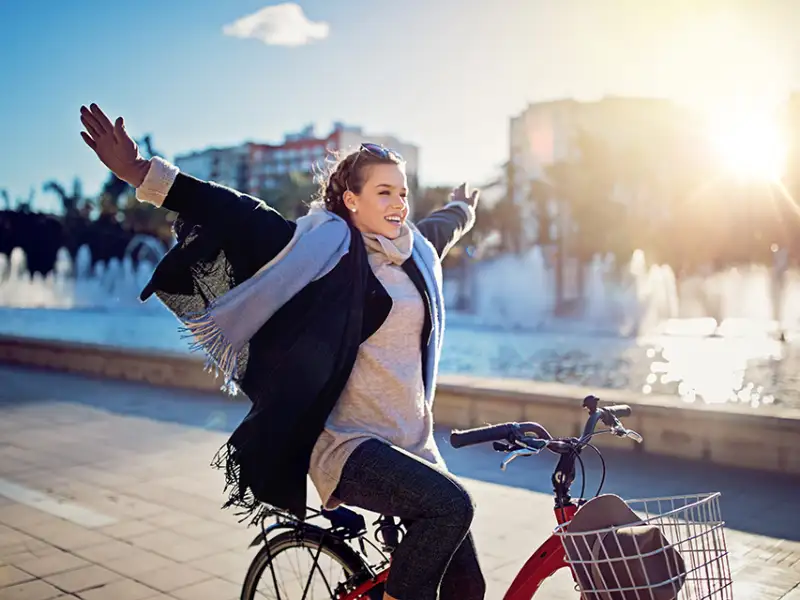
[
  {"xmin": 71, "ymin": 540, "xmax": 136, "ymax": 563},
  {"xmin": 2, "ymin": 552, "xmax": 41, "ymax": 568},
  {"xmin": 0, "ymin": 504, "xmax": 54, "ymax": 530},
  {"xmin": 14, "ymin": 551, "xmax": 90, "ymax": 578},
  {"xmin": 781, "ymin": 585, "xmax": 800, "ymax": 599},
  {"xmin": 0, "ymin": 579, "xmax": 66, "ymax": 600},
  {"xmin": 127, "ymin": 530, "xmax": 218, "ymax": 563},
  {"xmin": 93, "ymin": 549, "xmax": 176, "ymax": 578},
  {"xmin": 185, "ymin": 550, "xmax": 252, "ymax": 583},
  {"xmin": 131, "ymin": 564, "xmax": 212, "ymax": 593},
  {"xmin": 43, "ymin": 564, "xmax": 121, "ymax": 594},
  {"xmin": 0, "ymin": 565, "xmax": 35, "ymax": 588},
  {"xmin": 74, "ymin": 578, "xmax": 158, "ymax": 600},
  {"xmin": 19, "ymin": 521, "xmax": 111, "ymax": 552},
  {"xmin": 142, "ymin": 511, "xmax": 199, "ymax": 529},
  {"xmin": 0, "ymin": 535, "xmax": 57, "ymax": 561},
  {"xmin": 167, "ymin": 517, "xmax": 232, "ymax": 540},
  {"xmin": 170, "ymin": 576, "xmax": 240, "ymax": 600},
  {"xmin": 96, "ymin": 520, "xmax": 157, "ymax": 541}
]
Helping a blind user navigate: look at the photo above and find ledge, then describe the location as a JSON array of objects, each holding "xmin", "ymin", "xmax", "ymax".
[{"xmin": 2, "ymin": 334, "xmax": 799, "ymax": 475}]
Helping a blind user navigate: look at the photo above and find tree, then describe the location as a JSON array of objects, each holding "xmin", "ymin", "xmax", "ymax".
[
  {"xmin": 547, "ymin": 131, "xmax": 625, "ymax": 263},
  {"xmin": 413, "ymin": 186, "xmax": 451, "ymax": 221},
  {"xmin": 528, "ymin": 178, "xmax": 553, "ymax": 246},
  {"xmin": 43, "ymin": 177, "xmax": 88, "ymax": 219},
  {"xmin": 262, "ymin": 171, "xmax": 318, "ymax": 219},
  {"xmin": 13, "ymin": 188, "xmax": 35, "ymax": 213},
  {"xmin": 474, "ymin": 160, "xmax": 523, "ymax": 254}
]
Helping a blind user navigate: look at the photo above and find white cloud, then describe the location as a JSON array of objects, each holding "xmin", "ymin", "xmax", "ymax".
[{"xmin": 222, "ymin": 3, "xmax": 329, "ymax": 47}]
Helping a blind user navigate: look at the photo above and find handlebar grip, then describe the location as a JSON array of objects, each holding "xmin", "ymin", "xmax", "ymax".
[
  {"xmin": 450, "ymin": 421, "xmax": 552, "ymax": 449},
  {"xmin": 604, "ymin": 405, "xmax": 632, "ymax": 418},
  {"xmin": 450, "ymin": 423, "xmax": 515, "ymax": 449}
]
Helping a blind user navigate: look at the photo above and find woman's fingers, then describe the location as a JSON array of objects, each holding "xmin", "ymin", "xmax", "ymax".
[
  {"xmin": 80, "ymin": 106, "xmax": 105, "ymax": 137},
  {"xmin": 113, "ymin": 116, "xmax": 130, "ymax": 145},
  {"xmin": 80, "ymin": 131, "xmax": 97, "ymax": 150},
  {"xmin": 89, "ymin": 103, "xmax": 114, "ymax": 133},
  {"xmin": 80, "ymin": 114, "xmax": 102, "ymax": 139}
]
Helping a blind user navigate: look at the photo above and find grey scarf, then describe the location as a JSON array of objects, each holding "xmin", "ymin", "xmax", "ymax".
[{"xmin": 181, "ymin": 205, "xmax": 353, "ymax": 392}]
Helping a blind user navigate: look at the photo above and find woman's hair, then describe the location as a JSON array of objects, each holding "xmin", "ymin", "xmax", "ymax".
[{"xmin": 312, "ymin": 147, "xmax": 404, "ymax": 220}]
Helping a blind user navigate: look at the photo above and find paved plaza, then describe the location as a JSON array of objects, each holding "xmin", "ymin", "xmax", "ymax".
[{"xmin": 0, "ymin": 365, "xmax": 799, "ymax": 599}]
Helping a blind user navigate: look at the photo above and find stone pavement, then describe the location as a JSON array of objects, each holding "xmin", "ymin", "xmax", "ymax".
[{"xmin": 0, "ymin": 365, "xmax": 798, "ymax": 599}]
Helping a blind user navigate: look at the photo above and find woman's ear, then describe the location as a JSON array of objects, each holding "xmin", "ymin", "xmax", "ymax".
[{"xmin": 343, "ymin": 190, "xmax": 357, "ymax": 212}]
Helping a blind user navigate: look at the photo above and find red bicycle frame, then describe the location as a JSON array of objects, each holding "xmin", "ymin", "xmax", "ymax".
[
  {"xmin": 502, "ymin": 503, "xmax": 578, "ymax": 599},
  {"xmin": 340, "ymin": 504, "xmax": 579, "ymax": 600}
]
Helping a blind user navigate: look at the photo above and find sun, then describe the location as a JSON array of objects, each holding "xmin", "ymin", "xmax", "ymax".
[{"xmin": 707, "ymin": 109, "xmax": 787, "ymax": 181}]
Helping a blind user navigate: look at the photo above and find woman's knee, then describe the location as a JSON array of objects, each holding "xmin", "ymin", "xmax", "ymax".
[{"xmin": 441, "ymin": 480, "xmax": 476, "ymax": 532}]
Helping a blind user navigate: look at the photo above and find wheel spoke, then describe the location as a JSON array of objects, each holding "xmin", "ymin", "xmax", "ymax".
[{"xmin": 242, "ymin": 530, "xmax": 364, "ymax": 600}]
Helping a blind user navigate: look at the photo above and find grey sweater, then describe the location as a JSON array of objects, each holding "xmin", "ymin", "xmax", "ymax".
[{"xmin": 308, "ymin": 225, "xmax": 445, "ymax": 508}]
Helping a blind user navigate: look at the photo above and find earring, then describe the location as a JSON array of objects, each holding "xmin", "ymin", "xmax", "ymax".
[{"xmin": 350, "ymin": 207, "xmax": 357, "ymax": 213}]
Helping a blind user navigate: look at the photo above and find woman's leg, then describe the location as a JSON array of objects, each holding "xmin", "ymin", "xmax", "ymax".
[
  {"xmin": 333, "ymin": 439, "xmax": 485, "ymax": 600},
  {"xmin": 440, "ymin": 532, "xmax": 486, "ymax": 600}
]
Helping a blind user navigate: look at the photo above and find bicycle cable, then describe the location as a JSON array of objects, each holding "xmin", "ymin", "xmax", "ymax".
[
  {"xmin": 575, "ymin": 450, "xmax": 586, "ymax": 502},
  {"xmin": 585, "ymin": 443, "xmax": 606, "ymax": 497}
]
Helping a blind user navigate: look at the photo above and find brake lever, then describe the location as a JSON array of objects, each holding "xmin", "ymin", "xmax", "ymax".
[
  {"xmin": 625, "ymin": 429, "xmax": 644, "ymax": 443},
  {"xmin": 501, "ymin": 447, "xmax": 540, "ymax": 470},
  {"xmin": 612, "ymin": 425, "xmax": 643, "ymax": 443},
  {"xmin": 493, "ymin": 441, "xmax": 514, "ymax": 452}
]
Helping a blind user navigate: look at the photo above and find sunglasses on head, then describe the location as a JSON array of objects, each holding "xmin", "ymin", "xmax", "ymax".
[{"xmin": 359, "ymin": 142, "xmax": 403, "ymax": 162}]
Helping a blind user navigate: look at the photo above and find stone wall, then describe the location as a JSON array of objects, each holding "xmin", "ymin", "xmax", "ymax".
[{"xmin": 2, "ymin": 334, "xmax": 799, "ymax": 475}]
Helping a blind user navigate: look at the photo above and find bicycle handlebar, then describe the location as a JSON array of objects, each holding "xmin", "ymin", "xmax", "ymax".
[
  {"xmin": 450, "ymin": 421, "xmax": 551, "ymax": 449},
  {"xmin": 602, "ymin": 404, "xmax": 632, "ymax": 420},
  {"xmin": 450, "ymin": 398, "xmax": 634, "ymax": 450}
]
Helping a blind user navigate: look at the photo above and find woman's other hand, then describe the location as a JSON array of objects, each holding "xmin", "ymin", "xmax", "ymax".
[
  {"xmin": 80, "ymin": 103, "xmax": 151, "ymax": 187},
  {"xmin": 451, "ymin": 182, "xmax": 480, "ymax": 209}
]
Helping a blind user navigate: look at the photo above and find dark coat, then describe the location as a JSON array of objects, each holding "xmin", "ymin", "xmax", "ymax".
[{"xmin": 140, "ymin": 173, "xmax": 473, "ymax": 522}]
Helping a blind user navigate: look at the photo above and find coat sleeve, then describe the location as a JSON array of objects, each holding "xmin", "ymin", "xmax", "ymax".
[
  {"xmin": 414, "ymin": 201, "xmax": 477, "ymax": 260},
  {"xmin": 136, "ymin": 157, "xmax": 296, "ymax": 270}
]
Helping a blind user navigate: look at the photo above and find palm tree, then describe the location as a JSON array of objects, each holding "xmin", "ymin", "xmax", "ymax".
[{"xmin": 43, "ymin": 178, "xmax": 85, "ymax": 218}]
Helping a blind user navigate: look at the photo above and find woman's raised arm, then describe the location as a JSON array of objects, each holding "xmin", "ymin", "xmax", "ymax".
[{"xmin": 80, "ymin": 103, "xmax": 295, "ymax": 261}]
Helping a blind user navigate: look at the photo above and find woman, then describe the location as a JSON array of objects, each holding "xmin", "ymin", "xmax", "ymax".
[{"xmin": 79, "ymin": 103, "xmax": 485, "ymax": 600}]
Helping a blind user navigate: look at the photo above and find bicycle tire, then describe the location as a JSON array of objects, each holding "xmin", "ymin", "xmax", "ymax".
[{"xmin": 240, "ymin": 526, "xmax": 374, "ymax": 600}]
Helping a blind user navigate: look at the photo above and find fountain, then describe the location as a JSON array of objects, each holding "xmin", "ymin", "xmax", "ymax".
[
  {"xmin": 1, "ymin": 240, "xmax": 797, "ymax": 410},
  {"xmin": 0, "ymin": 237, "xmax": 165, "ymax": 311}
]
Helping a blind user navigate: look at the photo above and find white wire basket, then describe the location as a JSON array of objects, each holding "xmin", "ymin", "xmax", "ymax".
[{"xmin": 554, "ymin": 493, "xmax": 733, "ymax": 600}]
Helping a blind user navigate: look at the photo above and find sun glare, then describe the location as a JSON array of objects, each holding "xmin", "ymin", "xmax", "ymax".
[{"xmin": 707, "ymin": 109, "xmax": 787, "ymax": 181}]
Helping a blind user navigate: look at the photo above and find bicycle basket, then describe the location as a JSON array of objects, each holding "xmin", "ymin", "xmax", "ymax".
[{"xmin": 554, "ymin": 493, "xmax": 732, "ymax": 600}]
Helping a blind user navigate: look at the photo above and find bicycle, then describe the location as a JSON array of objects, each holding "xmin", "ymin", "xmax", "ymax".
[{"xmin": 240, "ymin": 395, "xmax": 733, "ymax": 599}]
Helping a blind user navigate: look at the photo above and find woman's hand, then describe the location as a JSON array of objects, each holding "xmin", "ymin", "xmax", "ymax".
[
  {"xmin": 451, "ymin": 182, "xmax": 480, "ymax": 209},
  {"xmin": 80, "ymin": 103, "xmax": 151, "ymax": 188}
]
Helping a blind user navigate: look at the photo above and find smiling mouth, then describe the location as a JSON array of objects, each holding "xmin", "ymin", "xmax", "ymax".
[{"xmin": 385, "ymin": 216, "xmax": 403, "ymax": 225}]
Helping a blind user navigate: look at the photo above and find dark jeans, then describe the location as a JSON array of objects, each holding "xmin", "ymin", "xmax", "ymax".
[{"xmin": 333, "ymin": 439, "xmax": 486, "ymax": 600}]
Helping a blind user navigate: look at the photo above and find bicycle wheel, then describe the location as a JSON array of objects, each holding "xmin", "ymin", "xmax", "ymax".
[{"xmin": 240, "ymin": 526, "xmax": 375, "ymax": 600}]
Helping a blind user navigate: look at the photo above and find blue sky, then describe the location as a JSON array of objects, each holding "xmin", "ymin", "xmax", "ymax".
[{"xmin": 2, "ymin": 0, "xmax": 799, "ymax": 213}]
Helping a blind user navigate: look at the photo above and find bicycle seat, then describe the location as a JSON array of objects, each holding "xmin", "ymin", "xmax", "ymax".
[{"xmin": 321, "ymin": 506, "xmax": 367, "ymax": 536}]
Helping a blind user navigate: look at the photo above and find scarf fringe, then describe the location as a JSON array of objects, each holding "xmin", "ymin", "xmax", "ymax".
[
  {"xmin": 210, "ymin": 443, "xmax": 277, "ymax": 527},
  {"xmin": 179, "ymin": 311, "xmax": 241, "ymax": 396}
]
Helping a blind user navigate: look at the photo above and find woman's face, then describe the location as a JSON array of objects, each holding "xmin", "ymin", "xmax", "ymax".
[{"xmin": 344, "ymin": 163, "xmax": 409, "ymax": 239}]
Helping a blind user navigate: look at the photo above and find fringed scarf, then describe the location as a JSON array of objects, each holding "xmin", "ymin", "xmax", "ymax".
[{"xmin": 179, "ymin": 206, "xmax": 352, "ymax": 394}]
